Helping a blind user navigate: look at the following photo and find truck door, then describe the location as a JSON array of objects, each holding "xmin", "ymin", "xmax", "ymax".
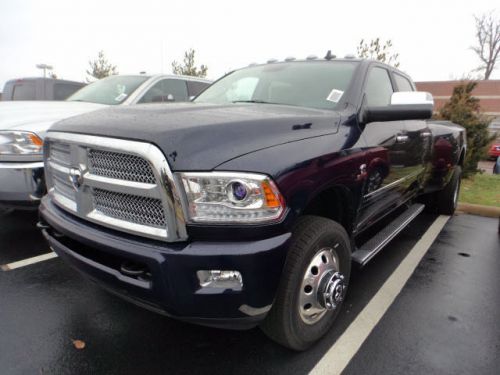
[
  {"xmin": 392, "ymin": 73, "xmax": 431, "ymax": 199},
  {"xmin": 356, "ymin": 66, "xmax": 410, "ymax": 230},
  {"xmin": 400, "ymin": 120, "xmax": 431, "ymax": 197}
]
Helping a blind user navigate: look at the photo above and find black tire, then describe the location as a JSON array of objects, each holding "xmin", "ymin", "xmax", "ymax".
[
  {"xmin": 260, "ymin": 216, "xmax": 351, "ymax": 351},
  {"xmin": 436, "ymin": 166, "xmax": 462, "ymax": 215}
]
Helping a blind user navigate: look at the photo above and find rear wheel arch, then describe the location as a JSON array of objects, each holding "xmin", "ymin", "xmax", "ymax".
[{"xmin": 458, "ymin": 147, "xmax": 466, "ymax": 167}]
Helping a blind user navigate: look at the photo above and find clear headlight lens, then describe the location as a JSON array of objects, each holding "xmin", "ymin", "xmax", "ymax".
[
  {"xmin": 178, "ymin": 172, "xmax": 286, "ymax": 223},
  {"xmin": 0, "ymin": 131, "xmax": 43, "ymax": 155}
]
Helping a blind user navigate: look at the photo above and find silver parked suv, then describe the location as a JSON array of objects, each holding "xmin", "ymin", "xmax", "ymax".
[{"xmin": 0, "ymin": 74, "xmax": 211, "ymax": 213}]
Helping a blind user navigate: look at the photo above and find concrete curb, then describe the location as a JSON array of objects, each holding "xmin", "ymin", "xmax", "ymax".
[{"xmin": 457, "ymin": 202, "xmax": 500, "ymax": 218}]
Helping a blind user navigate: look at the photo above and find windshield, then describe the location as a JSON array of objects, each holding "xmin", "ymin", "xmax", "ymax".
[
  {"xmin": 67, "ymin": 75, "xmax": 149, "ymax": 105},
  {"xmin": 195, "ymin": 61, "xmax": 358, "ymax": 110}
]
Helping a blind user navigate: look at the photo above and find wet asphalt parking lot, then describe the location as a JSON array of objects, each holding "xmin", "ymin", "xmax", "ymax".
[{"xmin": 0, "ymin": 211, "xmax": 499, "ymax": 374}]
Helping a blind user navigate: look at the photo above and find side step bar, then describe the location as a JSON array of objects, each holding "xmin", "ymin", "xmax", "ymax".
[{"xmin": 351, "ymin": 203, "xmax": 425, "ymax": 266}]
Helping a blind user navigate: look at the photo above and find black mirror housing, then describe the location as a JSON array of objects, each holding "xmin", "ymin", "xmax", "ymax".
[{"xmin": 364, "ymin": 104, "xmax": 433, "ymax": 123}]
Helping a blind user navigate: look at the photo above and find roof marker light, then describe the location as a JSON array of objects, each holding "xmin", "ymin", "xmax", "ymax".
[
  {"xmin": 267, "ymin": 58, "xmax": 278, "ymax": 64},
  {"xmin": 306, "ymin": 55, "xmax": 318, "ymax": 60},
  {"xmin": 284, "ymin": 56, "xmax": 296, "ymax": 62}
]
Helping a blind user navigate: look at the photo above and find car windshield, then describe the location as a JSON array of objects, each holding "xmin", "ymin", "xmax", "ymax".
[
  {"xmin": 195, "ymin": 61, "xmax": 359, "ymax": 110},
  {"xmin": 67, "ymin": 75, "xmax": 149, "ymax": 105}
]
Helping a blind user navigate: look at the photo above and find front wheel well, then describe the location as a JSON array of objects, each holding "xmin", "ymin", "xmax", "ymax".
[{"xmin": 301, "ymin": 186, "xmax": 355, "ymax": 234}]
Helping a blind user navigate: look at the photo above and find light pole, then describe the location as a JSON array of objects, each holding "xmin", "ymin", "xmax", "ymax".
[
  {"xmin": 36, "ymin": 64, "xmax": 53, "ymax": 99},
  {"xmin": 36, "ymin": 64, "xmax": 53, "ymax": 78}
]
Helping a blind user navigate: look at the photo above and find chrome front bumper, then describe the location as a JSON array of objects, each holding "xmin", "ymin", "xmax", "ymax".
[{"xmin": 0, "ymin": 161, "xmax": 45, "ymax": 208}]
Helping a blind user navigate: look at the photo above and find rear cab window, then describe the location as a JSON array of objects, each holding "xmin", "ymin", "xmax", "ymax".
[
  {"xmin": 12, "ymin": 82, "xmax": 36, "ymax": 100},
  {"xmin": 394, "ymin": 73, "xmax": 414, "ymax": 92}
]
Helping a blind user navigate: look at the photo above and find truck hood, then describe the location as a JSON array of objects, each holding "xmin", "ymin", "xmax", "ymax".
[
  {"xmin": 49, "ymin": 102, "xmax": 341, "ymax": 170},
  {"xmin": 0, "ymin": 101, "xmax": 106, "ymax": 137}
]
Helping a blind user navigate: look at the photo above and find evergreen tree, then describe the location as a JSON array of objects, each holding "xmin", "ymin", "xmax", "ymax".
[
  {"xmin": 171, "ymin": 49, "xmax": 208, "ymax": 78},
  {"xmin": 438, "ymin": 81, "xmax": 493, "ymax": 177},
  {"xmin": 86, "ymin": 51, "xmax": 118, "ymax": 82}
]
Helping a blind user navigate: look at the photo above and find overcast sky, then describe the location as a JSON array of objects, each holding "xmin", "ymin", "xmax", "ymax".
[{"xmin": 0, "ymin": 0, "xmax": 498, "ymax": 89}]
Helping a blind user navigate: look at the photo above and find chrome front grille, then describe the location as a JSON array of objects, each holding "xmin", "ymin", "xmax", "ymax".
[
  {"xmin": 88, "ymin": 149, "xmax": 156, "ymax": 184},
  {"xmin": 49, "ymin": 142, "xmax": 76, "ymax": 202},
  {"xmin": 44, "ymin": 132, "xmax": 187, "ymax": 241},
  {"xmin": 92, "ymin": 188, "xmax": 166, "ymax": 228},
  {"xmin": 49, "ymin": 142, "xmax": 71, "ymax": 165}
]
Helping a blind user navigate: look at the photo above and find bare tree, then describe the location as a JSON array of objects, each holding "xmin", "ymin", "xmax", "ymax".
[
  {"xmin": 357, "ymin": 38, "xmax": 400, "ymax": 68},
  {"xmin": 171, "ymin": 49, "xmax": 208, "ymax": 78},
  {"xmin": 471, "ymin": 11, "xmax": 500, "ymax": 80}
]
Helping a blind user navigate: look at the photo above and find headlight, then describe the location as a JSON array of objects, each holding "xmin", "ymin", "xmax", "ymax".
[
  {"xmin": 0, "ymin": 131, "xmax": 43, "ymax": 155},
  {"xmin": 178, "ymin": 172, "xmax": 286, "ymax": 223}
]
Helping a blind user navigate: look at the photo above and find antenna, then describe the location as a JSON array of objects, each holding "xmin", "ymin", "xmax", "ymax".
[{"xmin": 324, "ymin": 50, "xmax": 336, "ymax": 60}]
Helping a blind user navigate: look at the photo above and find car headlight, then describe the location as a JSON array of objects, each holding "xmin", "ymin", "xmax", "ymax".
[
  {"xmin": 178, "ymin": 172, "xmax": 286, "ymax": 223},
  {"xmin": 0, "ymin": 131, "xmax": 43, "ymax": 155}
]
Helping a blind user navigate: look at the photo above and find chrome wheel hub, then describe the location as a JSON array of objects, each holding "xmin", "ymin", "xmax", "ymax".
[
  {"xmin": 298, "ymin": 247, "xmax": 346, "ymax": 325},
  {"xmin": 320, "ymin": 271, "xmax": 345, "ymax": 310}
]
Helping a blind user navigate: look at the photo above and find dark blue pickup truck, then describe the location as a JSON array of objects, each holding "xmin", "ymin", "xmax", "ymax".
[{"xmin": 38, "ymin": 57, "xmax": 465, "ymax": 350}]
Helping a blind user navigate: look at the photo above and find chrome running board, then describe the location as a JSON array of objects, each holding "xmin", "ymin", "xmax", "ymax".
[{"xmin": 352, "ymin": 204, "xmax": 425, "ymax": 266}]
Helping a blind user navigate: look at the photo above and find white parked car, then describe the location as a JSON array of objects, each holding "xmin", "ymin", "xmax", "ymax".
[{"xmin": 0, "ymin": 74, "xmax": 211, "ymax": 213}]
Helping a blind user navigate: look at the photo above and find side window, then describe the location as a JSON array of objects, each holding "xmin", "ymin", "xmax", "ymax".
[
  {"xmin": 364, "ymin": 67, "xmax": 394, "ymax": 106},
  {"xmin": 12, "ymin": 83, "xmax": 36, "ymax": 100},
  {"xmin": 139, "ymin": 79, "xmax": 188, "ymax": 103},
  {"xmin": 187, "ymin": 81, "xmax": 209, "ymax": 97},
  {"xmin": 394, "ymin": 74, "xmax": 414, "ymax": 92}
]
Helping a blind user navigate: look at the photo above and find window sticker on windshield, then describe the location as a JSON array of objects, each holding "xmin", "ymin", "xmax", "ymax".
[
  {"xmin": 114, "ymin": 93, "xmax": 127, "ymax": 102},
  {"xmin": 326, "ymin": 89, "xmax": 344, "ymax": 103}
]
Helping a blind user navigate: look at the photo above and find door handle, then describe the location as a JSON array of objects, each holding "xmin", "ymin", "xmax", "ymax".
[
  {"xmin": 396, "ymin": 135, "xmax": 409, "ymax": 143},
  {"xmin": 421, "ymin": 132, "xmax": 432, "ymax": 138}
]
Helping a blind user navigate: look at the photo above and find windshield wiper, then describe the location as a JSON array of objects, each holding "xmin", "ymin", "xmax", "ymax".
[{"xmin": 232, "ymin": 100, "xmax": 279, "ymax": 105}]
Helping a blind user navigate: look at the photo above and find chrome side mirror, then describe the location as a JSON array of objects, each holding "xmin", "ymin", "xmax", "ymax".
[{"xmin": 390, "ymin": 91, "xmax": 434, "ymax": 107}]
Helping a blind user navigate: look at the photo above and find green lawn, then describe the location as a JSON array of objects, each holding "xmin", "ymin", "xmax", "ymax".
[{"xmin": 459, "ymin": 173, "xmax": 500, "ymax": 207}]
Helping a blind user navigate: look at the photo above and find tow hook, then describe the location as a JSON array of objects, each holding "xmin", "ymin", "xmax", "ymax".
[
  {"xmin": 36, "ymin": 221, "xmax": 50, "ymax": 230},
  {"xmin": 120, "ymin": 261, "xmax": 151, "ymax": 281}
]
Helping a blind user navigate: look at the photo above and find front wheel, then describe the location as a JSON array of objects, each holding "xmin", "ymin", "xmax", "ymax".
[{"xmin": 260, "ymin": 216, "xmax": 351, "ymax": 351}]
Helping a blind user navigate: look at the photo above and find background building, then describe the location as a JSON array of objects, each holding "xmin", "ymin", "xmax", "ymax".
[{"xmin": 416, "ymin": 80, "xmax": 500, "ymax": 136}]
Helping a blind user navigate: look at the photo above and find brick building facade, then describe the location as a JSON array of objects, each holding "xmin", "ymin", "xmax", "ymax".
[{"xmin": 415, "ymin": 80, "xmax": 500, "ymax": 135}]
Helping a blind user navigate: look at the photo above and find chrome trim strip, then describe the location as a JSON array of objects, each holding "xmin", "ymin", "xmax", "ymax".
[
  {"xmin": 48, "ymin": 161, "xmax": 70, "ymax": 174},
  {"xmin": 363, "ymin": 169, "xmax": 422, "ymax": 199},
  {"xmin": 83, "ymin": 173, "xmax": 161, "ymax": 199},
  {"xmin": 44, "ymin": 132, "xmax": 188, "ymax": 242},
  {"xmin": 0, "ymin": 161, "xmax": 44, "ymax": 169}
]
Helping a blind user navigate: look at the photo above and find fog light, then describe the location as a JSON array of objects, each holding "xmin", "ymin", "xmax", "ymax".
[{"xmin": 197, "ymin": 270, "xmax": 243, "ymax": 290}]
